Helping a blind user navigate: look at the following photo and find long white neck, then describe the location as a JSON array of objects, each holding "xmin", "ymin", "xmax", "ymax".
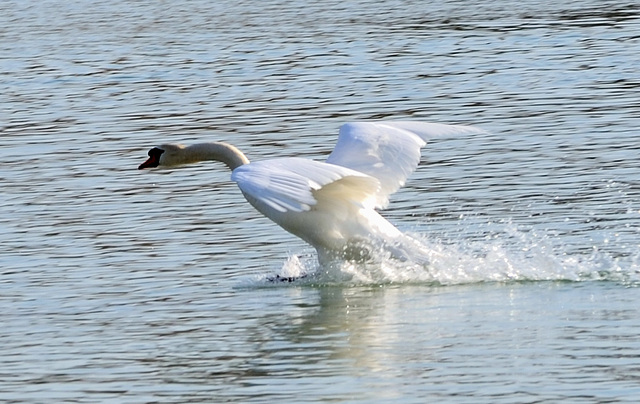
[{"xmin": 163, "ymin": 142, "xmax": 250, "ymax": 170}]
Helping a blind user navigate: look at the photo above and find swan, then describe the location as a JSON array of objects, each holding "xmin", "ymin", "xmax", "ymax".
[{"xmin": 138, "ymin": 121, "xmax": 484, "ymax": 266}]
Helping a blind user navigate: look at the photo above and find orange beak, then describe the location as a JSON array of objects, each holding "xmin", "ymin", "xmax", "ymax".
[{"xmin": 138, "ymin": 154, "xmax": 160, "ymax": 169}]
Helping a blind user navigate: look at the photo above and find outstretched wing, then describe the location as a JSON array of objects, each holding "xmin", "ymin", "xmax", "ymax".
[
  {"xmin": 231, "ymin": 157, "xmax": 380, "ymax": 213},
  {"xmin": 326, "ymin": 121, "xmax": 485, "ymax": 208}
]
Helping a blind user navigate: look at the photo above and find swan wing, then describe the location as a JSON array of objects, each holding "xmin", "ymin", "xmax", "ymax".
[
  {"xmin": 326, "ymin": 121, "xmax": 485, "ymax": 208},
  {"xmin": 231, "ymin": 157, "xmax": 380, "ymax": 213}
]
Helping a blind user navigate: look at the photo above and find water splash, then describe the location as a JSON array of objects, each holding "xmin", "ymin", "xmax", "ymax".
[{"xmin": 255, "ymin": 222, "xmax": 640, "ymax": 287}]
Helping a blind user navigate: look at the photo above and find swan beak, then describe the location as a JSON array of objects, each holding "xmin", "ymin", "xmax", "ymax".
[
  {"xmin": 138, "ymin": 156, "xmax": 159, "ymax": 169},
  {"xmin": 138, "ymin": 147, "xmax": 164, "ymax": 169}
]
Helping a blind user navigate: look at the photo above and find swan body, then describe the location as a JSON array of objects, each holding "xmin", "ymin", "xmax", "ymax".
[{"xmin": 139, "ymin": 121, "xmax": 484, "ymax": 264}]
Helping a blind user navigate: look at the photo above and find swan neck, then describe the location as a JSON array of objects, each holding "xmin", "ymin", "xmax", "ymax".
[{"xmin": 184, "ymin": 142, "xmax": 250, "ymax": 170}]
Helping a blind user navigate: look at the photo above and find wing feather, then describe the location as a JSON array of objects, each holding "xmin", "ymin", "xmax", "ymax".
[
  {"xmin": 231, "ymin": 157, "xmax": 379, "ymax": 213},
  {"xmin": 232, "ymin": 121, "xmax": 484, "ymax": 214},
  {"xmin": 326, "ymin": 121, "xmax": 485, "ymax": 208}
]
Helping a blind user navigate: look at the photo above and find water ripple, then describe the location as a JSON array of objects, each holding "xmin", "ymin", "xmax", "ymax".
[{"xmin": 2, "ymin": 0, "xmax": 640, "ymax": 402}]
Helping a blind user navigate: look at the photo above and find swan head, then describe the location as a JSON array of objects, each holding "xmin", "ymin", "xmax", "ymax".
[{"xmin": 138, "ymin": 144, "xmax": 186, "ymax": 169}]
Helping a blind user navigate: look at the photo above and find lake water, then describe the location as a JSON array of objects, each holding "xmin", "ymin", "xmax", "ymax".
[{"xmin": 2, "ymin": 0, "xmax": 640, "ymax": 402}]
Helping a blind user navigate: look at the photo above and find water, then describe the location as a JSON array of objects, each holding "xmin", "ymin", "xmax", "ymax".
[{"xmin": 2, "ymin": 0, "xmax": 640, "ymax": 402}]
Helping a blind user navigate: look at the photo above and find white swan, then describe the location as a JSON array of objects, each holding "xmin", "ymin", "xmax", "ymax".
[{"xmin": 139, "ymin": 121, "xmax": 484, "ymax": 265}]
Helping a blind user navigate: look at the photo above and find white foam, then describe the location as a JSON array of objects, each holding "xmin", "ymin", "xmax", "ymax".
[{"xmin": 256, "ymin": 223, "xmax": 640, "ymax": 287}]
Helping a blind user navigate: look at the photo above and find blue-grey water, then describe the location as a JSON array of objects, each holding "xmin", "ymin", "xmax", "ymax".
[{"xmin": 2, "ymin": 0, "xmax": 640, "ymax": 402}]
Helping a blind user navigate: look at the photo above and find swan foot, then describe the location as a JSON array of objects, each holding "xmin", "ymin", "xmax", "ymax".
[{"xmin": 266, "ymin": 273, "xmax": 309, "ymax": 283}]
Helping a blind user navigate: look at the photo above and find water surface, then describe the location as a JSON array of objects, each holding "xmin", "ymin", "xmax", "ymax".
[{"xmin": 2, "ymin": 0, "xmax": 640, "ymax": 402}]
